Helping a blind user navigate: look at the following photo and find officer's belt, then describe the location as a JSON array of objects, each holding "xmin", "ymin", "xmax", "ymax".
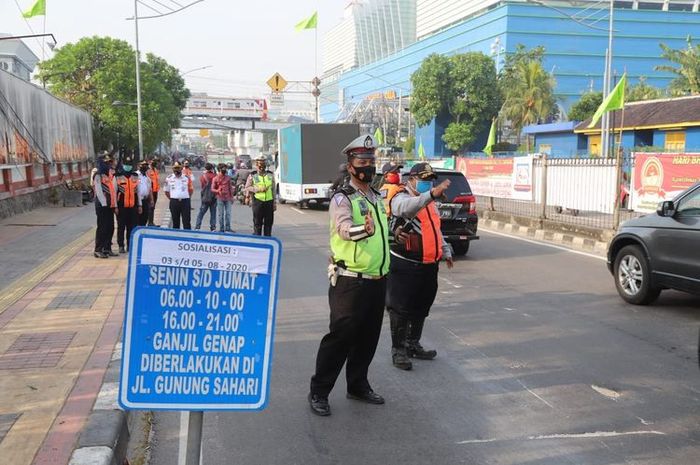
[{"xmin": 336, "ymin": 268, "xmax": 383, "ymax": 280}]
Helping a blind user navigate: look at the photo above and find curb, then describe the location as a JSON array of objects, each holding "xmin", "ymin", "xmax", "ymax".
[
  {"xmin": 480, "ymin": 218, "xmax": 609, "ymax": 256},
  {"xmin": 69, "ymin": 211, "xmax": 170, "ymax": 465}
]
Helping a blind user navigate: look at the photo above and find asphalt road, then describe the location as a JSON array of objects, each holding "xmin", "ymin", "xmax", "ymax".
[{"xmin": 150, "ymin": 198, "xmax": 700, "ymax": 465}]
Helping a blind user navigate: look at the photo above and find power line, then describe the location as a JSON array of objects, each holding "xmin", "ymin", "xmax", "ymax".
[
  {"xmin": 11, "ymin": 0, "xmax": 45, "ymax": 52},
  {"xmin": 137, "ymin": 0, "xmax": 165, "ymax": 15}
]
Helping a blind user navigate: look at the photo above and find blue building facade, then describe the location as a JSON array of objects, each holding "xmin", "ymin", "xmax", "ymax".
[{"xmin": 322, "ymin": 2, "xmax": 700, "ymax": 157}]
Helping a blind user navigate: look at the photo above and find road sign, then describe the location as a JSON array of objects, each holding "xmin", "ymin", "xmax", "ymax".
[
  {"xmin": 266, "ymin": 72, "xmax": 287, "ymax": 93},
  {"xmin": 119, "ymin": 228, "xmax": 282, "ymax": 411},
  {"xmin": 269, "ymin": 92, "xmax": 284, "ymax": 107}
]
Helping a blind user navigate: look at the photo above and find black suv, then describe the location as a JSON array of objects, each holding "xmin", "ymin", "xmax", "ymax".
[
  {"xmin": 433, "ymin": 169, "xmax": 479, "ymax": 255},
  {"xmin": 607, "ymin": 182, "xmax": 700, "ymax": 304}
]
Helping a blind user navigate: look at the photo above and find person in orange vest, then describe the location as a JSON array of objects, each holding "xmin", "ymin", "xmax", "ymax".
[
  {"xmin": 386, "ymin": 162, "xmax": 453, "ymax": 370},
  {"xmin": 379, "ymin": 162, "xmax": 403, "ymax": 216},
  {"xmin": 93, "ymin": 154, "xmax": 118, "ymax": 259},
  {"xmin": 115, "ymin": 156, "xmax": 142, "ymax": 253},
  {"xmin": 183, "ymin": 160, "xmax": 193, "ymax": 179},
  {"xmin": 147, "ymin": 159, "xmax": 160, "ymax": 226}
]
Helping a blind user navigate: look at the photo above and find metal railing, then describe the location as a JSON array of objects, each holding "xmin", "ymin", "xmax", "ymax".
[{"xmin": 475, "ymin": 155, "xmax": 644, "ymax": 231}]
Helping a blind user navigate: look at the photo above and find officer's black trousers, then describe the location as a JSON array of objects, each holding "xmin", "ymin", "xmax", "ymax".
[
  {"xmin": 94, "ymin": 206, "xmax": 114, "ymax": 253},
  {"xmin": 386, "ymin": 257, "xmax": 439, "ymax": 320},
  {"xmin": 148, "ymin": 192, "xmax": 158, "ymax": 225},
  {"xmin": 310, "ymin": 276, "xmax": 386, "ymax": 397},
  {"xmin": 137, "ymin": 200, "xmax": 150, "ymax": 226},
  {"xmin": 117, "ymin": 207, "xmax": 138, "ymax": 249},
  {"xmin": 252, "ymin": 199, "xmax": 274, "ymax": 236},
  {"xmin": 169, "ymin": 198, "xmax": 191, "ymax": 230}
]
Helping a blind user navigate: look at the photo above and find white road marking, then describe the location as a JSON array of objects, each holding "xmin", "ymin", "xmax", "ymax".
[
  {"xmin": 456, "ymin": 438, "xmax": 498, "ymax": 444},
  {"xmin": 516, "ymin": 379, "xmax": 554, "ymax": 409},
  {"xmin": 439, "ymin": 276, "xmax": 463, "ymax": 289},
  {"xmin": 291, "ymin": 207, "xmax": 306, "ymax": 215},
  {"xmin": 457, "ymin": 430, "xmax": 665, "ymax": 445},
  {"xmin": 528, "ymin": 430, "xmax": 665, "ymax": 440},
  {"xmin": 637, "ymin": 417, "xmax": 654, "ymax": 425},
  {"xmin": 480, "ymin": 228, "xmax": 606, "ymax": 261},
  {"xmin": 591, "ymin": 384, "xmax": 621, "ymax": 400}
]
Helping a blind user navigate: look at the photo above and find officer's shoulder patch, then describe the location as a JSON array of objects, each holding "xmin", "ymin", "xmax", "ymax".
[{"xmin": 339, "ymin": 185, "xmax": 356, "ymax": 196}]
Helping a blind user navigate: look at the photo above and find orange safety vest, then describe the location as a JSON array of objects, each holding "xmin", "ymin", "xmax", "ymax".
[
  {"xmin": 380, "ymin": 183, "xmax": 404, "ymax": 217},
  {"xmin": 100, "ymin": 174, "xmax": 117, "ymax": 208},
  {"xmin": 390, "ymin": 190, "xmax": 443, "ymax": 264},
  {"xmin": 117, "ymin": 175, "xmax": 139, "ymax": 208},
  {"xmin": 148, "ymin": 168, "xmax": 160, "ymax": 192}
]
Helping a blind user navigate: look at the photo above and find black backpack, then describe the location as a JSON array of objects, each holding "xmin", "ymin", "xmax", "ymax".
[{"xmin": 201, "ymin": 175, "xmax": 216, "ymax": 205}]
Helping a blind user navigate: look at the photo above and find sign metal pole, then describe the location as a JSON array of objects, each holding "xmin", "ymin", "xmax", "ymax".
[{"xmin": 184, "ymin": 411, "xmax": 204, "ymax": 465}]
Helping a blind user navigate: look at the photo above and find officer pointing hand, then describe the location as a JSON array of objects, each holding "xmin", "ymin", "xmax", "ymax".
[{"xmin": 430, "ymin": 179, "xmax": 451, "ymax": 200}]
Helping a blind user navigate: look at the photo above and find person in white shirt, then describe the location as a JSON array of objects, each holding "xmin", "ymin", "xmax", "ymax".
[
  {"xmin": 163, "ymin": 162, "xmax": 193, "ymax": 229},
  {"xmin": 137, "ymin": 160, "xmax": 154, "ymax": 226}
]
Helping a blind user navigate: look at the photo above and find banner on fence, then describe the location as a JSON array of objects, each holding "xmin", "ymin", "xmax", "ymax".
[
  {"xmin": 456, "ymin": 156, "xmax": 533, "ymax": 200},
  {"xmin": 631, "ymin": 153, "xmax": 700, "ymax": 212}
]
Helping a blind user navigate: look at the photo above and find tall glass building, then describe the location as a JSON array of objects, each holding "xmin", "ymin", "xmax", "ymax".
[{"xmin": 321, "ymin": 0, "xmax": 700, "ymax": 156}]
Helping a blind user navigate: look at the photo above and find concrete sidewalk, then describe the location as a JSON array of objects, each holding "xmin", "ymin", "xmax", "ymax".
[{"xmin": 0, "ymin": 202, "xmax": 167, "ymax": 465}]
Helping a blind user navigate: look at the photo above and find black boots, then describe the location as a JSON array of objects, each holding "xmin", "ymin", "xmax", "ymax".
[
  {"xmin": 407, "ymin": 319, "xmax": 437, "ymax": 360},
  {"xmin": 390, "ymin": 313, "xmax": 412, "ymax": 370}
]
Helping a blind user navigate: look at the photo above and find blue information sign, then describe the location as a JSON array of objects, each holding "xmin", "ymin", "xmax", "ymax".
[{"xmin": 118, "ymin": 228, "xmax": 281, "ymax": 411}]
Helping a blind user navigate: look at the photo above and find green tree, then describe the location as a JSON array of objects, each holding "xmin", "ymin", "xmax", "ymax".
[
  {"xmin": 409, "ymin": 54, "xmax": 452, "ymax": 127},
  {"xmin": 410, "ymin": 52, "xmax": 500, "ymax": 152},
  {"xmin": 499, "ymin": 46, "xmax": 556, "ymax": 139},
  {"xmin": 402, "ymin": 135, "xmax": 415, "ymax": 156},
  {"xmin": 567, "ymin": 92, "xmax": 603, "ymax": 121},
  {"xmin": 627, "ymin": 76, "xmax": 664, "ymax": 102},
  {"xmin": 656, "ymin": 37, "xmax": 700, "ymax": 96},
  {"xmin": 37, "ymin": 36, "xmax": 189, "ymax": 154}
]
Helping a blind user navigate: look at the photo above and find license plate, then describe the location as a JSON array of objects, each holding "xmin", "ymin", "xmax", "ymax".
[{"xmin": 439, "ymin": 209, "xmax": 452, "ymax": 219}]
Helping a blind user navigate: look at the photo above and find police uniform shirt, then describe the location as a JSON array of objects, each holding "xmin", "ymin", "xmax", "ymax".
[
  {"xmin": 137, "ymin": 172, "xmax": 152, "ymax": 201},
  {"xmin": 330, "ymin": 178, "xmax": 379, "ymax": 241},
  {"xmin": 164, "ymin": 173, "xmax": 191, "ymax": 199}
]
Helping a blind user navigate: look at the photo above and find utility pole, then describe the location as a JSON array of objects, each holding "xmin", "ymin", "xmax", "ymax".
[{"xmin": 134, "ymin": 0, "xmax": 145, "ymax": 162}]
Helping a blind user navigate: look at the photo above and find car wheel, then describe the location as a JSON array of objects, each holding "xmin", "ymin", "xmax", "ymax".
[
  {"xmin": 451, "ymin": 241, "xmax": 470, "ymax": 256},
  {"xmin": 614, "ymin": 245, "xmax": 661, "ymax": 305}
]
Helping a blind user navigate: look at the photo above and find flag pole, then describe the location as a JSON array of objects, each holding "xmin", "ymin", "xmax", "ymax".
[{"xmin": 612, "ymin": 71, "xmax": 627, "ymax": 229}]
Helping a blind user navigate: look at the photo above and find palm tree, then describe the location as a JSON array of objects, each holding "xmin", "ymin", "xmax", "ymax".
[
  {"xmin": 656, "ymin": 37, "xmax": 700, "ymax": 96},
  {"xmin": 501, "ymin": 60, "xmax": 556, "ymax": 141}
]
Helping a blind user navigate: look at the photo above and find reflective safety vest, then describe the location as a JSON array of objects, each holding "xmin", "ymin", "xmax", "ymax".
[
  {"xmin": 147, "ymin": 168, "xmax": 160, "ymax": 192},
  {"xmin": 252, "ymin": 173, "xmax": 274, "ymax": 201},
  {"xmin": 379, "ymin": 183, "xmax": 404, "ymax": 217},
  {"xmin": 99, "ymin": 174, "xmax": 117, "ymax": 208},
  {"xmin": 330, "ymin": 189, "xmax": 390, "ymax": 277},
  {"xmin": 117, "ymin": 175, "xmax": 139, "ymax": 208},
  {"xmin": 390, "ymin": 194, "xmax": 443, "ymax": 264}
]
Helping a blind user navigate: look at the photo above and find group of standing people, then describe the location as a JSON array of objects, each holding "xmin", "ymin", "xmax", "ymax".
[
  {"xmin": 308, "ymin": 134, "xmax": 452, "ymax": 417},
  {"xmin": 193, "ymin": 155, "xmax": 276, "ymax": 236},
  {"xmin": 92, "ymin": 154, "xmax": 161, "ymax": 258},
  {"xmin": 93, "ymin": 151, "xmax": 277, "ymax": 257}
]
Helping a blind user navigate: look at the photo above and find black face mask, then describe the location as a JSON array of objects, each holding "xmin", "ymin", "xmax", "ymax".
[
  {"xmin": 139, "ymin": 167, "xmax": 147, "ymax": 174},
  {"xmin": 350, "ymin": 164, "xmax": 376, "ymax": 183}
]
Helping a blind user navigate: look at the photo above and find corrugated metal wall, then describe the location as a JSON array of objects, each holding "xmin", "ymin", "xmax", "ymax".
[{"xmin": 0, "ymin": 69, "xmax": 94, "ymax": 166}]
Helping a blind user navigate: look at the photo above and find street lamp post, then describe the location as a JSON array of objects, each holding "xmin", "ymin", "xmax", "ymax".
[
  {"xmin": 133, "ymin": 0, "xmax": 145, "ymax": 164},
  {"xmin": 127, "ymin": 0, "xmax": 204, "ymax": 165},
  {"xmin": 181, "ymin": 65, "xmax": 213, "ymax": 77}
]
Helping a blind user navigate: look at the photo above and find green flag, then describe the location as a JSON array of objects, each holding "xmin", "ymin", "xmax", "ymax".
[
  {"xmin": 373, "ymin": 127, "xmax": 384, "ymax": 146},
  {"xmin": 295, "ymin": 11, "xmax": 318, "ymax": 32},
  {"xmin": 483, "ymin": 118, "xmax": 497, "ymax": 157},
  {"xmin": 22, "ymin": 0, "xmax": 45, "ymax": 18},
  {"xmin": 588, "ymin": 73, "xmax": 626, "ymax": 129},
  {"xmin": 418, "ymin": 138, "xmax": 426, "ymax": 160}
]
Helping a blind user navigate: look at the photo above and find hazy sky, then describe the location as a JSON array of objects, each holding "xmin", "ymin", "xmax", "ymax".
[{"xmin": 1, "ymin": 0, "xmax": 348, "ymax": 97}]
